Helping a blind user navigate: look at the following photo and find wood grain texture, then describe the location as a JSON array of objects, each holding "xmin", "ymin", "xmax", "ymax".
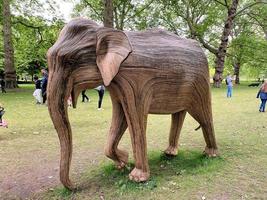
[{"xmin": 47, "ymin": 18, "xmax": 218, "ymax": 190}]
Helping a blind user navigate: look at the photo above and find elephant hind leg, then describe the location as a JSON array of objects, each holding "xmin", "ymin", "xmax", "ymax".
[
  {"xmin": 164, "ymin": 110, "xmax": 186, "ymax": 156},
  {"xmin": 188, "ymin": 102, "xmax": 218, "ymax": 157},
  {"xmin": 104, "ymin": 99, "xmax": 128, "ymax": 169}
]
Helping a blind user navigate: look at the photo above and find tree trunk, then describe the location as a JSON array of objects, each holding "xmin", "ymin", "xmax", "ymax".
[
  {"xmin": 3, "ymin": 0, "xmax": 17, "ymax": 88},
  {"xmin": 213, "ymin": 0, "xmax": 239, "ymax": 87},
  {"xmin": 103, "ymin": 0, "xmax": 114, "ymax": 28},
  {"xmin": 233, "ymin": 62, "xmax": 240, "ymax": 84}
]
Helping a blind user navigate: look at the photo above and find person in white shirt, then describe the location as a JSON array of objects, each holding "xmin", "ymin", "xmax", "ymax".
[{"xmin": 95, "ymin": 85, "xmax": 105, "ymax": 110}]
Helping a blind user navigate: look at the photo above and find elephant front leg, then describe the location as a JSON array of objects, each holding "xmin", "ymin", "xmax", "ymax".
[
  {"xmin": 123, "ymin": 103, "xmax": 150, "ymax": 182},
  {"xmin": 164, "ymin": 111, "xmax": 186, "ymax": 156},
  {"xmin": 105, "ymin": 100, "xmax": 128, "ymax": 169}
]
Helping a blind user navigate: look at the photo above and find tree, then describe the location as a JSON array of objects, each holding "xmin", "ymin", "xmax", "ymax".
[
  {"xmin": 73, "ymin": 0, "xmax": 155, "ymax": 30},
  {"xmin": 223, "ymin": 18, "xmax": 267, "ymax": 83},
  {"xmin": 18, "ymin": 60, "xmax": 44, "ymax": 81},
  {"xmin": 221, "ymin": 1, "xmax": 267, "ymax": 84},
  {"xmin": 246, "ymin": 4, "xmax": 267, "ymax": 40},
  {"xmin": 213, "ymin": 0, "xmax": 239, "ymax": 87},
  {"xmin": 212, "ymin": 0, "xmax": 267, "ymax": 86},
  {"xmin": 0, "ymin": 0, "xmax": 65, "ymax": 84},
  {"xmin": 0, "ymin": 2, "xmax": 4, "ymax": 72},
  {"xmin": 226, "ymin": 34, "xmax": 267, "ymax": 81},
  {"xmin": 156, "ymin": 0, "xmax": 267, "ymax": 86},
  {"xmin": 103, "ymin": 0, "xmax": 113, "ymax": 27},
  {"xmin": 12, "ymin": 16, "xmax": 64, "ymax": 78},
  {"xmin": 2, "ymin": 0, "xmax": 18, "ymax": 88}
]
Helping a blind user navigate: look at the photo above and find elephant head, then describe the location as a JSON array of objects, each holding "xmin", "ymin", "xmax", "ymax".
[{"xmin": 46, "ymin": 18, "xmax": 132, "ymax": 189}]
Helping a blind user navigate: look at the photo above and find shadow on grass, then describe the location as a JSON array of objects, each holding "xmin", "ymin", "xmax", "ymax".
[{"xmin": 49, "ymin": 149, "xmax": 225, "ymax": 199}]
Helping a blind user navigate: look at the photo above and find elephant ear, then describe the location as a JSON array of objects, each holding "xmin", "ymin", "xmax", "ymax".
[{"xmin": 96, "ymin": 28, "xmax": 132, "ymax": 86}]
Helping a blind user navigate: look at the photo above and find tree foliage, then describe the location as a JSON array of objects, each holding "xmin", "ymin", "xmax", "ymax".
[
  {"xmin": 72, "ymin": 0, "xmax": 155, "ymax": 30},
  {"xmin": 12, "ymin": 16, "xmax": 63, "ymax": 77},
  {"xmin": 0, "ymin": 0, "xmax": 64, "ymax": 79},
  {"xmin": 224, "ymin": 2, "xmax": 267, "ymax": 80}
]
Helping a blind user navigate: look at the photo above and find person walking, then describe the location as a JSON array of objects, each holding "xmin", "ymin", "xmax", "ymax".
[
  {"xmin": 41, "ymin": 69, "xmax": 48, "ymax": 104},
  {"xmin": 257, "ymin": 80, "xmax": 267, "ymax": 112},
  {"xmin": 226, "ymin": 74, "xmax": 233, "ymax": 98},
  {"xmin": 81, "ymin": 90, "xmax": 90, "ymax": 102},
  {"xmin": 95, "ymin": 85, "xmax": 105, "ymax": 110}
]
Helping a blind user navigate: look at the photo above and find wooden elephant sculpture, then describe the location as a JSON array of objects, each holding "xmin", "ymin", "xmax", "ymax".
[{"xmin": 47, "ymin": 18, "xmax": 218, "ymax": 190}]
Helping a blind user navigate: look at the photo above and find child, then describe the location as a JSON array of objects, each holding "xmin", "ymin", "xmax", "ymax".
[
  {"xmin": 33, "ymin": 75, "xmax": 42, "ymax": 104},
  {"xmin": 0, "ymin": 103, "xmax": 8, "ymax": 128}
]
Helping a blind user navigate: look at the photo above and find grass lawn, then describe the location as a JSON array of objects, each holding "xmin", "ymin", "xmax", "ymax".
[{"xmin": 0, "ymin": 83, "xmax": 266, "ymax": 200}]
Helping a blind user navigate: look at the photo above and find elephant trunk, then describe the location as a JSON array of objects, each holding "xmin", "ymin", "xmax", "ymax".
[{"xmin": 47, "ymin": 68, "xmax": 75, "ymax": 190}]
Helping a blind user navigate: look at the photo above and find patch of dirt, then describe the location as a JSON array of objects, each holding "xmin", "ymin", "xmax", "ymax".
[
  {"xmin": 0, "ymin": 159, "xmax": 59, "ymax": 199},
  {"xmin": 0, "ymin": 147, "xmax": 104, "ymax": 200}
]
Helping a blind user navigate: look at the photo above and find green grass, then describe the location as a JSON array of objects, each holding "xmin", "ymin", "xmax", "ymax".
[{"xmin": 0, "ymin": 83, "xmax": 266, "ymax": 200}]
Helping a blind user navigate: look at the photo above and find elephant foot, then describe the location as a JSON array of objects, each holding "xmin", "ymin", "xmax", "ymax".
[
  {"xmin": 115, "ymin": 160, "xmax": 127, "ymax": 170},
  {"xmin": 105, "ymin": 148, "xmax": 129, "ymax": 169},
  {"xmin": 164, "ymin": 146, "xmax": 178, "ymax": 156},
  {"xmin": 204, "ymin": 147, "xmax": 219, "ymax": 157},
  {"xmin": 61, "ymin": 176, "xmax": 76, "ymax": 191},
  {"xmin": 115, "ymin": 149, "xmax": 128, "ymax": 169},
  {"xmin": 129, "ymin": 167, "xmax": 150, "ymax": 182}
]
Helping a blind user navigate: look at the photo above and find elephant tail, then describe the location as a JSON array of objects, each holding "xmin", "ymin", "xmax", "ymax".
[{"xmin": 195, "ymin": 125, "xmax": 201, "ymax": 131}]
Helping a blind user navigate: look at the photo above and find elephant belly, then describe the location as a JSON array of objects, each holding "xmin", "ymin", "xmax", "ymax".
[
  {"xmin": 148, "ymin": 83, "xmax": 192, "ymax": 114},
  {"xmin": 115, "ymin": 68, "xmax": 207, "ymax": 115}
]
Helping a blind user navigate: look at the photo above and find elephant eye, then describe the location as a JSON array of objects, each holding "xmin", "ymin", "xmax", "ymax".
[{"xmin": 64, "ymin": 59, "xmax": 77, "ymax": 67}]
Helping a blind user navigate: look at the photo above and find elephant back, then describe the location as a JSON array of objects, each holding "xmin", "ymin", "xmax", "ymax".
[{"xmin": 123, "ymin": 29, "xmax": 208, "ymax": 73}]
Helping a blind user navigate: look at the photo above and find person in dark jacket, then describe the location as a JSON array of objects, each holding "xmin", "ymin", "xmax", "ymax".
[
  {"xmin": 41, "ymin": 69, "xmax": 48, "ymax": 104},
  {"xmin": 0, "ymin": 78, "xmax": 6, "ymax": 93},
  {"xmin": 257, "ymin": 80, "xmax": 267, "ymax": 112}
]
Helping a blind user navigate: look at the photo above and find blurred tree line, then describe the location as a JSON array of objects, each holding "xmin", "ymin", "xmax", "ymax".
[{"xmin": 1, "ymin": 0, "xmax": 267, "ymax": 88}]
